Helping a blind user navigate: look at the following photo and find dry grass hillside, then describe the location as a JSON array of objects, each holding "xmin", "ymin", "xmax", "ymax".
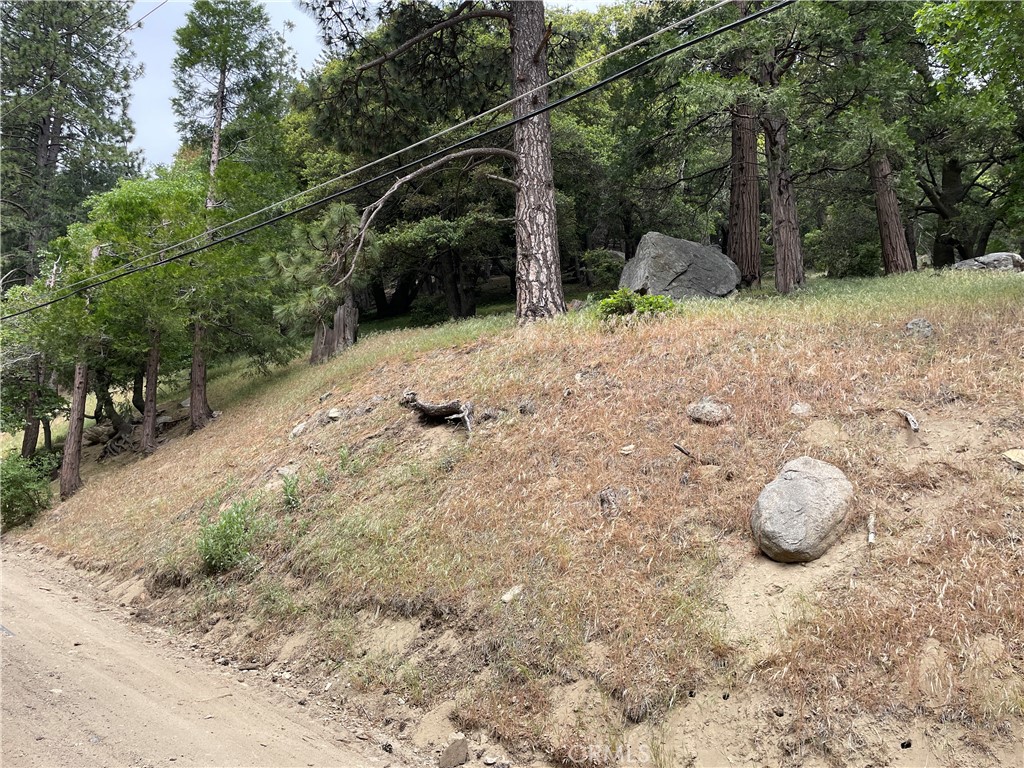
[{"xmin": 9, "ymin": 271, "xmax": 1024, "ymax": 767}]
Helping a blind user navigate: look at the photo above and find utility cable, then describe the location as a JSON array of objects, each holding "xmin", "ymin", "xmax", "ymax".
[
  {"xmin": 2, "ymin": 0, "xmax": 795, "ymax": 321},
  {"xmin": 47, "ymin": 0, "xmax": 734, "ymax": 298}
]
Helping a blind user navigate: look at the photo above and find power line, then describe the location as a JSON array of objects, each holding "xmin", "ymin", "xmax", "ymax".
[
  {"xmin": 1, "ymin": 0, "xmax": 169, "ymax": 120},
  {"xmin": 48, "ymin": 0, "xmax": 734, "ymax": 298},
  {"xmin": 2, "ymin": 0, "xmax": 795, "ymax": 322}
]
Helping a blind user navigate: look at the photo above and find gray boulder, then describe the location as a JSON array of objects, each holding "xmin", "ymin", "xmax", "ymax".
[
  {"xmin": 619, "ymin": 232, "xmax": 740, "ymax": 299},
  {"xmin": 750, "ymin": 457, "xmax": 854, "ymax": 563},
  {"xmin": 950, "ymin": 252, "xmax": 1024, "ymax": 272}
]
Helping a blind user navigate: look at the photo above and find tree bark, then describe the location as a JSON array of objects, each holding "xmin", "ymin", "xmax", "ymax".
[
  {"xmin": 869, "ymin": 152, "xmax": 914, "ymax": 274},
  {"xmin": 132, "ymin": 367, "xmax": 146, "ymax": 415},
  {"xmin": 510, "ymin": 1, "xmax": 565, "ymax": 322},
  {"xmin": 761, "ymin": 111, "xmax": 803, "ymax": 293},
  {"xmin": 189, "ymin": 320, "xmax": 214, "ymax": 433},
  {"xmin": 439, "ymin": 248, "xmax": 477, "ymax": 318},
  {"xmin": 93, "ymin": 366, "xmax": 129, "ymax": 438},
  {"xmin": 206, "ymin": 64, "xmax": 227, "ymax": 212},
  {"xmin": 42, "ymin": 420, "xmax": 52, "ymax": 453},
  {"xmin": 19, "ymin": 357, "xmax": 41, "ymax": 459},
  {"xmin": 310, "ymin": 295, "xmax": 359, "ymax": 365},
  {"xmin": 728, "ymin": 96, "xmax": 762, "ymax": 287},
  {"xmin": 59, "ymin": 362, "xmax": 88, "ymax": 500},
  {"xmin": 141, "ymin": 330, "xmax": 160, "ymax": 456}
]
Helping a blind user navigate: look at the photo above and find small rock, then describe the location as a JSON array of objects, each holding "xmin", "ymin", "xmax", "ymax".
[
  {"xmin": 904, "ymin": 318, "xmax": 934, "ymax": 338},
  {"xmin": 319, "ymin": 391, "xmax": 334, "ymax": 402},
  {"xmin": 439, "ymin": 738, "xmax": 469, "ymax": 768},
  {"xmin": 750, "ymin": 456, "xmax": 854, "ymax": 563},
  {"xmin": 290, "ymin": 422, "xmax": 307, "ymax": 439},
  {"xmin": 687, "ymin": 396, "xmax": 732, "ymax": 426},
  {"xmin": 500, "ymin": 585, "xmax": 523, "ymax": 604},
  {"xmin": 483, "ymin": 757, "xmax": 498, "ymax": 766},
  {"xmin": 215, "ymin": 657, "xmax": 229, "ymax": 666},
  {"xmin": 276, "ymin": 464, "xmax": 298, "ymax": 477},
  {"xmin": 518, "ymin": 399, "xmax": 537, "ymax": 416},
  {"xmin": 327, "ymin": 408, "xmax": 343, "ymax": 421},
  {"xmin": 789, "ymin": 402, "xmax": 812, "ymax": 416},
  {"xmin": 1001, "ymin": 449, "xmax": 1024, "ymax": 470},
  {"xmin": 619, "ymin": 444, "xmax": 636, "ymax": 455}
]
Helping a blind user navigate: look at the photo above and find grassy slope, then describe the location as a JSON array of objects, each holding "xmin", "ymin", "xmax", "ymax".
[{"xmin": 12, "ymin": 271, "xmax": 1024, "ymax": 766}]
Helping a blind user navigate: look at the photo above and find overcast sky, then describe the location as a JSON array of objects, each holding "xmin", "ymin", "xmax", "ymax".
[{"xmin": 127, "ymin": 0, "xmax": 604, "ymax": 169}]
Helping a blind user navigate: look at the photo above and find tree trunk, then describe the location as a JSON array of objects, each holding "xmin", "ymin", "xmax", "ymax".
[
  {"xmin": 42, "ymin": 420, "xmax": 52, "ymax": 453},
  {"xmin": 761, "ymin": 111, "xmax": 803, "ymax": 294},
  {"xmin": 439, "ymin": 248, "xmax": 477, "ymax": 318},
  {"xmin": 310, "ymin": 296, "xmax": 359, "ymax": 365},
  {"xmin": 728, "ymin": 96, "xmax": 762, "ymax": 287},
  {"xmin": 206, "ymin": 64, "xmax": 227, "ymax": 212},
  {"xmin": 59, "ymin": 362, "xmax": 88, "ymax": 500},
  {"xmin": 189, "ymin": 320, "xmax": 214, "ymax": 433},
  {"xmin": 141, "ymin": 331, "xmax": 160, "ymax": 456},
  {"xmin": 93, "ymin": 366, "xmax": 130, "ymax": 439},
  {"xmin": 132, "ymin": 367, "xmax": 146, "ymax": 415},
  {"xmin": 19, "ymin": 357, "xmax": 41, "ymax": 459},
  {"xmin": 510, "ymin": 1, "xmax": 565, "ymax": 322},
  {"xmin": 869, "ymin": 152, "xmax": 914, "ymax": 274},
  {"xmin": 930, "ymin": 158, "xmax": 964, "ymax": 268}
]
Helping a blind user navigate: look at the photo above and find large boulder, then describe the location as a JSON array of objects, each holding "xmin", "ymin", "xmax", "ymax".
[
  {"xmin": 619, "ymin": 232, "xmax": 740, "ymax": 299},
  {"xmin": 750, "ymin": 457, "xmax": 854, "ymax": 563},
  {"xmin": 950, "ymin": 252, "xmax": 1024, "ymax": 272}
]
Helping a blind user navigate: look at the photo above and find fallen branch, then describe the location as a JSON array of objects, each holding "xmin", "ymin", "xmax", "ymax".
[
  {"xmin": 400, "ymin": 391, "xmax": 473, "ymax": 432},
  {"xmin": 894, "ymin": 408, "xmax": 919, "ymax": 432},
  {"xmin": 673, "ymin": 443, "xmax": 718, "ymax": 466}
]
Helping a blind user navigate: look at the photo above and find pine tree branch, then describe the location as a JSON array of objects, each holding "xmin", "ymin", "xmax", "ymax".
[{"xmin": 355, "ymin": 7, "xmax": 511, "ymax": 73}]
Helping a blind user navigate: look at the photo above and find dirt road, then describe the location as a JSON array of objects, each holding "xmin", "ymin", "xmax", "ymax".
[{"xmin": 0, "ymin": 549, "xmax": 396, "ymax": 768}]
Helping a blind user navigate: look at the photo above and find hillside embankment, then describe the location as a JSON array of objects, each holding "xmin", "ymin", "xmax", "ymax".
[{"xmin": 7, "ymin": 272, "xmax": 1024, "ymax": 767}]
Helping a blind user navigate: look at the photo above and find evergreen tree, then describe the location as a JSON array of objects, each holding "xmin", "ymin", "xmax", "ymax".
[
  {"xmin": 0, "ymin": 0, "xmax": 140, "ymax": 286},
  {"xmin": 172, "ymin": 0, "xmax": 295, "ymax": 431}
]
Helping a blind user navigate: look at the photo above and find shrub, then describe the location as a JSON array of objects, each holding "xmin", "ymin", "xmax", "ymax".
[
  {"xmin": 582, "ymin": 249, "xmax": 625, "ymax": 288},
  {"xmin": 0, "ymin": 450, "xmax": 54, "ymax": 531},
  {"xmin": 597, "ymin": 288, "xmax": 677, "ymax": 318},
  {"xmin": 197, "ymin": 498, "xmax": 269, "ymax": 573}
]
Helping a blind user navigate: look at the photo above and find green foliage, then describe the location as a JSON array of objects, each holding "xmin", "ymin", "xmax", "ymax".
[
  {"xmin": 581, "ymin": 249, "xmax": 624, "ymax": 289},
  {"xmin": 597, "ymin": 288, "xmax": 676, "ymax": 318},
  {"xmin": 282, "ymin": 474, "xmax": 300, "ymax": 511},
  {"xmin": 805, "ymin": 204, "xmax": 884, "ymax": 279},
  {"xmin": 172, "ymin": 0, "xmax": 294, "ymax": 146},
  {"xmin": 197, "ymin": 498, "xmax": 270, "ymax": 573},
  {"xmin": 1, "ymin": 0, "xmax": 140, "ymax": 285},
  {"xmin": 0, "ymin": 450, "xmax": 54, "ymax": 531}
]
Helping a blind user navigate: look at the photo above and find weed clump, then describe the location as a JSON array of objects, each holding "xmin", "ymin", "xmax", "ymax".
[
  {"xmin": 197, "ymin": 497, "xmax": 270, "ymax": 573},
  {"xmin": 597, "ymin": 288, "xmax": 676, "ymax": 318}
]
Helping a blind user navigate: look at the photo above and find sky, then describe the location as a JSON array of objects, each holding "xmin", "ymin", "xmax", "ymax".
[
  {"xmin": 127, "ymin": 0, "xmax": 604, "ymax": 169},
  {"xmin": 127, "ymin": 0, "xmax": 323, "ymax": 168}
]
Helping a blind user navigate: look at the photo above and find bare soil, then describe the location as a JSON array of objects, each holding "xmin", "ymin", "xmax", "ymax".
[{"xmin": 0, "ymin": 545, "xmax": 415, "ymax": 768}]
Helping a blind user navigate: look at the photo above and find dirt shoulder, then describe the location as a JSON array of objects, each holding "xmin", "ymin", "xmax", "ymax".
[{"xmin": 0, "ymin": 547, "xmax": 407, "ymax": 768}]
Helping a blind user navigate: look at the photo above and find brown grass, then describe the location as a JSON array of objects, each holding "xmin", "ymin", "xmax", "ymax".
[{"xmin": 12, "ymin": 271, "xmax": 1024, "ymax": 765}]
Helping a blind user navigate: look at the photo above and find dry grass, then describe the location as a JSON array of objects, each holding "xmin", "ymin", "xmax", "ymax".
[{"xmin": 12, "ymin": 271, "xmax": 1024, "ymax": 765}]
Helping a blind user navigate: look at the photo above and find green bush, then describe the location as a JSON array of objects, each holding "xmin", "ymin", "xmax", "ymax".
[
  {"xmin": 582, "ymin": 249, "xmax": 625, "ymax": 288},
  {"xmin": 597, "ymin": 288, "xmax": 677, "ymax": 318},
  {"xmin": 282, "ymin": 473, "xmax": 300, "ymax": 510},
  {"xmin": 1, "ymin": 450, "xmax": 54, "ymax": 531},
  {"xmin": 197, "ymin": 498, "xmax": 269, "ymax": 573}
]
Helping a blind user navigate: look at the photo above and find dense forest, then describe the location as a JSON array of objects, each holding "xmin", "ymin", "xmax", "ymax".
[{"xmin": 1, "ymin": 0, "xmax": 1022, "ymax": 514}]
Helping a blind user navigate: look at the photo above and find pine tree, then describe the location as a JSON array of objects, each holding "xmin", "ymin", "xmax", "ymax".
[{"xmin": 0, "ymin": 0, "xmax": 140, "ymax": 287}]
